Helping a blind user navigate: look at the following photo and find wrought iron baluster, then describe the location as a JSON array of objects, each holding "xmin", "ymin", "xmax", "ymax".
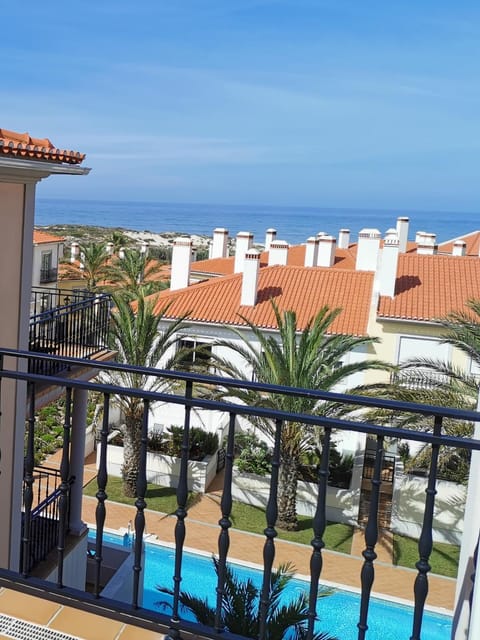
[
  {"xmin": 410, "ymin": 415, "xmax": 441, "ymax": 640},
  {"xmin": 56, "ymin": 387, "xmax": 72, "ymax": 587},
  {"xmin": 307, "ymin": 425, "xmax": 332, "ymax": 640},
  {"xmin": 94, "ymin": 393, "xmax": 110, "ymax": 597},
  {"xmin": 258, "ymin": 417, "xmax": 282, "ymax": 640},
  {"xmin": 215, "ymin": 412, "xmax": 236, "ymax": 633},
  {"xmin": 133, "ymin": 399, "xmax": 149, "ymax": 608},
  {"xmin": 22, "ymin": 382, "xmax": 36, "ymax": 577},
  {"xmin": 358, "ymin": 435, "xmax": 384, "ymax": 640},
  {"xmin": 168, "ymin": 381, "xmax": 193, "ymax": 640}
]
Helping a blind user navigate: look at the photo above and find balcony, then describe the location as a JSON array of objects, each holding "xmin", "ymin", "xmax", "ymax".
[
  {"xmin": 0, "ymin": 349, "xmax": 479, "ymax": 640},
  {"xmin": 29, "ymin": 287, "xmax": 111, "ymax": 375},
  {"xmin": 39, "ymin": 267, "xmax": 58, "ymax": 284}
]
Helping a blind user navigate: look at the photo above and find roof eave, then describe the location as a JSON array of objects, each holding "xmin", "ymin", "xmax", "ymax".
[{"xmin": 0, "ymin": 156, "xmax": 90, "ymax": 178}]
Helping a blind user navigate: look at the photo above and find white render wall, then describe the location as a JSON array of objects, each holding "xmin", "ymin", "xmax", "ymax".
[{"xmin": 31, "ymin": 240, "xmax": 62, "ymax": 288}]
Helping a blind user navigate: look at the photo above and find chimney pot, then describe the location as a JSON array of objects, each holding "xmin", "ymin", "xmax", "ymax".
[
  {"xmin": 355, "ymin": 228, "xmax": 381, "ymax": 271},
  {"xmin": 317, "ymin": 235, "xmax": 336, "ymax": 267},
  {"xmin": 304, "ymin": 237, "xmax": 319, "ymax": 267},
  {"xmin": 170, "ymin": 236, "xmax": 193, "ymax": 290},
  {"xmin": 268, "ymin": 240, "xmax": 289, "ymax": 266},
  {"xmin": 396, "ymin": 217, "xmax": 409, "ymax": 253},
  {"xmin": 338, "ymin": 229, "xmax": 350, "ymax": 249},
  {"xmin": 265, "ymin": 228, "xmax": 277, "ymax": 252},
  {"xmin": 452, "ymin": 240, "xmax": 466, "ymax": 257},
  {"xmin": 417, "ymin": 232, "xmax": 437, "ymax": 255},
  {"xmin": 234, "ymin": 232, "xmax": 254, "ymax": 273},
  {"xmin": 212, "ymin": 228, "xmax": 229, "ymax": 259},
  {"xmin": 241, "ymin": 249, "xmax": 261, "ymax": 306}
]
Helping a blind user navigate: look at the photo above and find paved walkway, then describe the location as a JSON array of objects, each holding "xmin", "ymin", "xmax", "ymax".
[{"xmin": 69, "ymin": 452, "xmax": 456, "ymax": 612}]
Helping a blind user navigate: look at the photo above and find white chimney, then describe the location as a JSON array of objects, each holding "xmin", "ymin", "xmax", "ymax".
[
  {"xmin": 170, "ymin": 237, "xmax": 193, "ymax": 290},
  {"xmin": 452, "ymin": 240, "xmax": 466, "ymax": 257},
  {"xmin": 415, "ymin": 231, "xmax": 426, "ymax": 243},
  {"xmin": 212, "ymin": 228, "xmax": 229, "ymax": 259},
  {"xmin": 355, "ymin": 229, "xmax": 381, "ymax": 271},
  {"xmin": 338, "ymin": 229, "xmax": 350, "ymax": 249},
  {"xmin": 70, "ymin": 242, "xmax": 79, "ymax": 263},
  {"xmin": 316, "ymin": 231, "xmax": 328, "ymax": 239},
  {"xmin": 106, "ymin": 242, "xmax": 114, "ymax": 256},
  {"xmin": 268, "ymin": 240, "xmax": 289, "ymax": 266},
  {"xmin": 240, "ymin": 249, "xmax": 261, "ymax": 306},
  {"xmin": 417, "ymin": 232, "xmax": 437, "ymax": 255},
  {"xmin": 396, "ymin": 217, "xmax": 409, "ymax": 253},
  {"xmin": 119, "ymin": 247, "xmax": 126, "ymax": 259},
  {"xmin": 317, "ymin": 235, "xmax": 336, "ymax": 267},
  {"xmin": 234, "ymin": 232, "xmax": 254, "ymax": 273},
  {"xmin": 265, "ymin": 228, "xmax": 277, "ymax": 252},
  {"xmin": 304, "ymin": 237, "xmax": 319, "ymax": 267},
  {"xmin": 378, "ymin": 229, "xmax": 399, "ymax": 297},
  {"xmin": 140, "ymin": 240, "xmax": 149, "ymax": 255}
]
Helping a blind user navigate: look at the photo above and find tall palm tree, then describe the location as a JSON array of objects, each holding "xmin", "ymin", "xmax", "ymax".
[
  {"xmin": 157, "ymin": 559, "xmax": 336, "ymax": 640},
  {"xmin": 105, "ymin": 293, "xmax": 188, "ymax": 496},
  {"xmin": 103, "ymin": 249, "xmax": 168, "ymax": 299},
  {"xmin": 62, "ymin": 241, "xmax": 109, "ymax": 291},
  {"xmin": 213, "ymin": 301, "xmax": 389, "ymax": 530}
]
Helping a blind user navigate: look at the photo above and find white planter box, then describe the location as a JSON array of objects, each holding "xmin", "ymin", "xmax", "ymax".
[
  {"xmin": 97, "ymin": 443, "xmax": 219, "ymax": 493},
  {"xmin": 231, "ymin": 468, "xmax": 359, "ymax": 525}
]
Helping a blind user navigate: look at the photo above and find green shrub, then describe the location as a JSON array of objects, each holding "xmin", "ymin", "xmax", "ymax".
[
  {"xmin": 147, "ymin": 426, "xmax": 219, "ymax": 460},
  {"xmin": 233, "ymin": 431, "xmax": 272, "ymax": 476}
]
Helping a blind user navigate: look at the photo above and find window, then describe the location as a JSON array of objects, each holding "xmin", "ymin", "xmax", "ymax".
[
  {"xmin": 177, "ymin": 338, "xmax": 212, "ymax": 369},
  {"xmin": 40, "ymin": 251, "xmax": 55, "ymax": 283}
]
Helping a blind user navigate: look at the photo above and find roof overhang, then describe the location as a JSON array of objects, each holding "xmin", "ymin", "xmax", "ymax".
[{"xmin": 0, "ymin": 156, "xmax": 90, "ymax": 183}]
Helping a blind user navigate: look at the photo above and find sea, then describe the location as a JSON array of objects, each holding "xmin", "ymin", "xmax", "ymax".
[{"xmin": 35, "ymin": 198, "xmax": 479, "ymax": 245}]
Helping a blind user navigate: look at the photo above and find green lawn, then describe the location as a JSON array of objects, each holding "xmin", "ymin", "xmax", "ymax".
[
  {"xmin": 84, "ymin": 477, "xmax": 459, "ymax": 575},
  {"xmin": 393, "ymin": 534, "xmax": 459, "ymax": 578},
  {"xmin": 83, "ymin": 476, "xmax": 353, "ymax": 553}
]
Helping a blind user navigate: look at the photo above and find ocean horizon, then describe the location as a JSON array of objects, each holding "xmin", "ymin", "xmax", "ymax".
[{"xmin": 35, "ymin": 198, "xmax": 479, "ymax": 246}]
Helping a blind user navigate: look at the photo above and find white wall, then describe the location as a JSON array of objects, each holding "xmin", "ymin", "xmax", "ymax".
[{"xmin": 32, "ymin": 240, "xmax": 62, "ymax": 288}]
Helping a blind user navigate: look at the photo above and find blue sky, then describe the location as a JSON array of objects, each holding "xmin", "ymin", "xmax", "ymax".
[{"xmin": 2, "ymin": 1, "xmax": 480, "ymax": 210}]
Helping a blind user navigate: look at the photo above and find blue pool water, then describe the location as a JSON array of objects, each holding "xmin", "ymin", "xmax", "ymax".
[{"xmin": 90, "ymin": 530, "xmax": 452, "ymax": 640}]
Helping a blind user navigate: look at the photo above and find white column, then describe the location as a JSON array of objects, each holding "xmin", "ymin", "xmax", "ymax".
[
  {"xmin": 69, "ymin": 388, "xmax": 89, "ymax": 536},
  {"xmin": 453, "ymin": 393, "xmax": 480, "ymax": 640}
]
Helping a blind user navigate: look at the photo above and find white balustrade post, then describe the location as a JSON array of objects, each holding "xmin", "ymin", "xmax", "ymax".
[{"xmin": 69, "ymin": 388, "xmax": 89, "ymax": 535}]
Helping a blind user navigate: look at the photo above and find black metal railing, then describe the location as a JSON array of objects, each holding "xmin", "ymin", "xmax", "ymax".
[
  {"xmin": 39, "ymin": 267, "xmax": 58, "ymax": 284},
  {"xmin": 29, "ymin": 288, "xmax": 111, "ymax": 375},
  {"xmin": 0, "ymin": 348, "xmax": 479, "ymax": 640},
  {"xmin": 362, "ymin": 452, "xmax": 396, "ymax": 483},
  {"xmin": 21, "ymin": 466, "xmax": 73, "ymax": 573}
]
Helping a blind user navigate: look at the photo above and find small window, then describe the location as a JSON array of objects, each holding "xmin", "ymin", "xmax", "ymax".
[{"xmin": 178, "ymin": 338, "xmax": 212, "ymax": 369}]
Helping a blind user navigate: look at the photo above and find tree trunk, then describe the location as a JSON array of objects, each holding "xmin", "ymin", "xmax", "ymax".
[
  {"xmin": 277, "ymin": 453, "xmax": 299, "ymax": 531},
  {"xmin": 122, "ymin": 413, "xmax": 142, "ymax": 497}
]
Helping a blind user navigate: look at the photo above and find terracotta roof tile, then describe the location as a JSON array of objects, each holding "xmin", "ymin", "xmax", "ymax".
[
  {"xmin": 378, "ymin": 253, "xmax": 480, "ymax": 321},
  {"xmin": 153, "ymin": 265, "xmax": 374, "ymax": 336},
  {"xmin": 0, "ymin": 128, "xmax": 85, "ymax": 165},
  {"xmin": 438, "ymin": 231, "xmax": 480, "ymax": 257},
  {"xmin": 33, "ymin": 230, "xmax": 65, "ymax": 244}
]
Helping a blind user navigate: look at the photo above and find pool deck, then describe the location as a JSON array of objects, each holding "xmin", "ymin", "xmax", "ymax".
[{"xmin": 0, "ymin": 451, "xmax": 456, "ymax": 640}]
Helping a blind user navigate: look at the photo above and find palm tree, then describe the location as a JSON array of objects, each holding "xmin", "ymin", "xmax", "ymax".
[
  {"xmin": 213, "ymin": 301, "xmax": 389, "ymax": 530},
  {"xmin": 103, "ymin": 249, "xmax": 168, "ymax": 299},
  {"xmin": 105, "ymin": 293, "xmax": 188, "ymax": 496},
  {"xmin": 157, "ymin": 558, "xmax": 336, "ymax": 640},
  {"xmin": 376, "ymin": 299, "xmax": 480, "ymax": 482},
  {"xmin": 62, "ymin": 241, "xmax": 109, "ymax": 291}
]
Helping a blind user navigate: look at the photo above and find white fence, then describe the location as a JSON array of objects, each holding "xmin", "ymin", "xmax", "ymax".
[{"xmin": 97, "ymin": 443, "xmax": 219, "ymax": 493}]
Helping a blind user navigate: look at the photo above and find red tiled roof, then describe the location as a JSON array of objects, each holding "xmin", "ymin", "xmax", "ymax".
[
  {"xmin": 153, "ymin": 265, "xmax": 374, "ymax": 336},
  {"xmin": 0, "ymin": 128, "xmax": 85, "ymax": 165},
  {"xmin": 33, "ymin": 230, "xmax": 65, "ymax": 244},
  {"xmin": 191, "ymin": 244, "xmax": 358, "ymax": 276},
  {"xmin": 437, "ymin": 231, "xmax": 480, "ymax": 257},
  {"xmin": 378, "ymin": 253, "xmax": 480, "ymax": 321}
]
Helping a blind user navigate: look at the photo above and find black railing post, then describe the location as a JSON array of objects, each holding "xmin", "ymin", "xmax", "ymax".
[
  {"xmin": 132, "ymin": 399, "xmax": 149, "ymax": 608},
  {"xmin": 358, "ymin": 435, "xmax": 384, "ymax": 640},
  {"xmin": 21, "ymin": 382, "xmax": 36, "ymax": 577},
  {"xmin": 215, "ymin": 411, "xmax": 236, "ymax": 633},
  {"xmin": 94, "ymin": 393, "xmax": 110, "ymax": 597},
  {"xmin": 258, "ymin": 417, "xmax": 282, "ymax": 640},
  {"xmin": 56, "ymin": 387, "xmax": 72, "ymax": 587},
  {"xmin": 168, "ymin": 380, "xmax": 193, "ymax": 640},
  {"xmin": 410, "ymin": 415, "xmax": 441, "ymax": 640},
  {"xmin": 307, "ymin": 425, "xmax": 331, "ymax": 640}
]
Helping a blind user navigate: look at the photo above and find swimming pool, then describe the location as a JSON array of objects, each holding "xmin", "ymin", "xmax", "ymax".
[{"xmin": 89, "ymin": 529, "xmax": 452, "ymax": 640}]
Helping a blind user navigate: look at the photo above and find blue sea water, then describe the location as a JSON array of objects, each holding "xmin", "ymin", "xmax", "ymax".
[
  {"xmin": 93, "ymin": 530, "xmax": 451, "ymax": 640},
  {"xmin": 36, "ymin": 198, "xmax": 479, "ymax": 246}
]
